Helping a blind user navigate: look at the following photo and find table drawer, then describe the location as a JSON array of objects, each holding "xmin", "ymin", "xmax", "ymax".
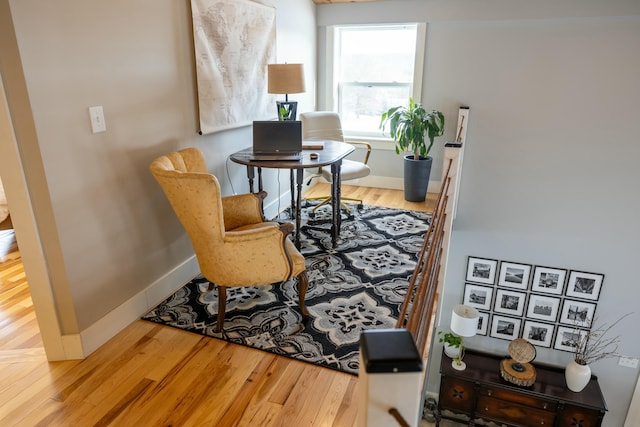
[
  {"xmin": 476, "ymin": 395, "xmax": 555, "ymax": 427},
  {"xmin": 557, "ymin": 404, "xmax": 603, "ymax": 427},
  {"xmin": 439, "ymin": 377, "xmax": 475, "ymax": 415},
  {"xmin": 480, "ymin": 386, "xmax": 557, "ymax": 411}
]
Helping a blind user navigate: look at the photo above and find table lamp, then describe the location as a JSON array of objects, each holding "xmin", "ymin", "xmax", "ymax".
[
  {"xmin": 450, "ymin": 304, "xmax": 479, "ymax": 371},
  {"xmin": 268, "ymin": 63, "xmax": 305, "ymax": 121}
]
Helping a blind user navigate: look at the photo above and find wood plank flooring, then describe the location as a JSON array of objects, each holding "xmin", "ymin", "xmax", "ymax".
[{"xmin": 0, "ymin": 184, "xmax": 435, "ymax": 427}]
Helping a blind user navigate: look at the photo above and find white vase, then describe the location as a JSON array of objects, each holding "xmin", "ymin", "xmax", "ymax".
[
  {"xmin": 565, "ymin": 360, "xmax": 591, "ymax": 392},
  {"xmin": 444, "ymin": 343, "xmax": 459, "ymax": 359}
]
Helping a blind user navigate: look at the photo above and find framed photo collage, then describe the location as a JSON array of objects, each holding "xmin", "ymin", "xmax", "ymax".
[{"xmin": 463, "ymin": 256, "xmax": 604, "ymax": 353}]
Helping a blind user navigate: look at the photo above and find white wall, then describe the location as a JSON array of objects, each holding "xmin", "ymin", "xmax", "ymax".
[
  {"xmin": 0, "ymin": 0, "xmax": 316, "ymax": 354},
  {"xmin": 317, "ymin": 1, "xmax": 640, "ymax": 426},
  {"xmin": 431, "ymin": 18, "xmax": 640, "ymax": 427}
]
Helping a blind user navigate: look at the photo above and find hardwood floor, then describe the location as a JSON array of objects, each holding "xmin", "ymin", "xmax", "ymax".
[
  {"xmin": 304, "ymin": 182, "xmax": 438, "ymax": 213},
  {"xmin": 0, "ymin": 184, "xmax": 435, "ymax": 427}
]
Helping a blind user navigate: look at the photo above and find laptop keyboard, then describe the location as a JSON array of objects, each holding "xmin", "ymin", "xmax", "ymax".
[{"xmin": 248, "ymin": 153, "xmax": 302, "ymax": 161}]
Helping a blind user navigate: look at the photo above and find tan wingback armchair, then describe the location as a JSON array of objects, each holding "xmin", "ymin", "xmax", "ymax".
[{"xmin": 150, "ymin": 148, "xmax": 309, "ymax": 331}]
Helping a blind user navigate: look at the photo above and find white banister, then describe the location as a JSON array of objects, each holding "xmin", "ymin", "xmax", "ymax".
[{"xmin": 358, "ymin": 329, "xmax": 423, "ymax": 427}]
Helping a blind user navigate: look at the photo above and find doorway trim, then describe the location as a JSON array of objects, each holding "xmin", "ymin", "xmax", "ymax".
[{"xmin": 0, "ymin": 74, "xmax": 67, "ymax": 360}]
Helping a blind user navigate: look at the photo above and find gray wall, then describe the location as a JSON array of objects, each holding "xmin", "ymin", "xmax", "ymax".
[
  {"xmin": 318, "ymin": 1, "xmax": 640, "ymax": 426},
  {"xmin": 1, "ymin": 0, "xmax": 316, "ymax": 332}
]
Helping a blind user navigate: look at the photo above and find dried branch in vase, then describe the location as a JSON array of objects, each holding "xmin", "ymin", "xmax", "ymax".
[{"xmin": 572, "ymin": 313, "xmax": 632, "ymax": 365}]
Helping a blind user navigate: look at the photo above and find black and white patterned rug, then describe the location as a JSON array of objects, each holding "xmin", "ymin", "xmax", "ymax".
[{"xmin": 142, "ymin": 203, "xmax": 431, "ymax": 375}]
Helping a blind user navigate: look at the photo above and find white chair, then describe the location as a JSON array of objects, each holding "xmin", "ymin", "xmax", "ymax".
[{"xmin": 300, "ymin": 111, "xmax": 371, "ymax": 213}]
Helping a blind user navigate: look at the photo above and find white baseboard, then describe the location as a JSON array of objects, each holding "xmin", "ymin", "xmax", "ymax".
[
  {"xmin": 60, "ymin": 334, "xmax": 84, "ymax": 360},
  {"xmin": 69, "ymin": 255, "xmax": 200, "ymax": 358},
  {"xmin": 358, "ymin": 175, "xmax": 442, "ymax": 194}
]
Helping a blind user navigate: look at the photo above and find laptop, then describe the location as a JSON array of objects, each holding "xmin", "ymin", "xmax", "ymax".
[{"xmin": 249, "ymin": 121, "xmax": 302, "ymax": 161}]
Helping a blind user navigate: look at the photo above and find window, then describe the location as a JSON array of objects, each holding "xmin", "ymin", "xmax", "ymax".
[{"xmin": 327, "ymin": 23, "xmax": 425, "ymax": 138}]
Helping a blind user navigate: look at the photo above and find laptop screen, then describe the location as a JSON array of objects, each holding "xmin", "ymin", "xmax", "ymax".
[{"xmin": 252, "ymin": 121, "xmax": 302, "ymax": 154}]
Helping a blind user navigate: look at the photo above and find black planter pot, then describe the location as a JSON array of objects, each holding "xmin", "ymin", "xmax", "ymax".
[{"xmin": 403, "ymin": 155, "xmax": 432, "ymax": 202}]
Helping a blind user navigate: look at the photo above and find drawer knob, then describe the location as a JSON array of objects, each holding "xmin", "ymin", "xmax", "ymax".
[
  {"xmin": 487, "ymin": 390, "xmax": 492, "ymax": 396},
  {"xmin": 485, "ymin": 406, "xmax": 489, "ymax": 411},
  {"xmin": 540, "ymin": 420, "xmax": 545, "ymax": 425},
  {"xmin": 543, "ymin": 403, "xmax": 548, "ymax": 409}
]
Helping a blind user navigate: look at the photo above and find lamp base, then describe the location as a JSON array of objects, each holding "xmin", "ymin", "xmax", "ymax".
[
  {"xmin": 452, "ymin": 360, "xmax": 467, "ymax": 371},
  {"xmin": 276, "ymin": 101, "xmax": 298, "ymax": 121}
]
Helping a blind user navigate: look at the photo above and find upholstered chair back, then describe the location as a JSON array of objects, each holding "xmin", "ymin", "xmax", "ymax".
[
  {"xmin": 300, "ymin": 111, "xmax": 345, "ymax": 142},
  {"xmin": 150, "ymin": 148, "xmax": 226, "ymax": 250}
]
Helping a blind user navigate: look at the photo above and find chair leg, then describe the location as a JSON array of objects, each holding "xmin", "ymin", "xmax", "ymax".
[
  {"xmin": 297, "ymin": 271, "xmax": 310, "ymax": 318},
  {"xmin": 311, "ymin": 197, "xmax": 331, "ymax": 212},
  {"xmin": 341, "ymin": 195, "xmax": 363, "ymax": 204},
  {"xmin": 311, "ymin": 195, "xmax": 362, "ymax": 214},
  {"xmin": 339, "ymin": 201, "xmax": 352, "ymax": 214},
  {"xmin": 216, "ymin": 285, "xmax": 227, "ymax": 332}
]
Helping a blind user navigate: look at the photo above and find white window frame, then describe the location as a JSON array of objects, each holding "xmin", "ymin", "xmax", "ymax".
[{"xmin": 325, "ymin": 23, "xmax": 426, "ymax": 144}]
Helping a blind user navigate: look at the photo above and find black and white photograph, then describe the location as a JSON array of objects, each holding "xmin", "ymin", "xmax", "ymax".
[
  {"xmin": 463, "ymin": 283, "xmax": 494, "ymax": 311},
  {"xmin": 566, "ymin": 270, "xmax": 604, "ymax": 301},
  {"xmin": 497, "ymin": 261, "xmax": 531, "ymax": 290},
  {"xmin": 531, "ymin": 266, "xmax": 567, "ymax": 295},
  {"xmin": 559, "ymin": 299, "xmax": 596, "ymax": 328},
  {"xmin": 526, "ymin": 294, "xmax": 561, "ymax": 322},
  {"xmin": 554, "ymin": 326, "xmax": 588, "ymax": 352},
  {"xmin": 522, "ymin": 320, "xmax": 554, "ymax": 348},
  {"xmin": 476, "ymin": 311, "xmax": 490, "ymax": 336},
  {"xmin": 493, "ymin": 289, "xmax": 527, "ymax": 316},
  {"xmin": 465, "ymin": 256, "xmax": 498, "ymax": 285},
  {"xmin": 490, "ymin": 315, "xmax": 522, "ymax": 340}
]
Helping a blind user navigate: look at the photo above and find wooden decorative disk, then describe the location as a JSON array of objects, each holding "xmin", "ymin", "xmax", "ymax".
[{"xmin": 500, "ymin": 359, "xmax": 536, "ymax": 386}]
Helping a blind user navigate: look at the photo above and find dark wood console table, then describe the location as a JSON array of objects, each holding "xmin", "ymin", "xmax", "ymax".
[{"xmin": 438, "ymin": 350, "xmax": 607, "ymax": 427}]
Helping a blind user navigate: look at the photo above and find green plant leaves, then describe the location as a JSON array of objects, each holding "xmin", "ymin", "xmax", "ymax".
[{"xmin": 380, "ymin": 98, "xmax": 445, "ymax": 159}]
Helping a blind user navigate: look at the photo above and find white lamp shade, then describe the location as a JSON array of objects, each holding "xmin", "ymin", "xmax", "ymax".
[{"xmin": 450, "ymin": 304, "xmax": 479, "ymax": 337}]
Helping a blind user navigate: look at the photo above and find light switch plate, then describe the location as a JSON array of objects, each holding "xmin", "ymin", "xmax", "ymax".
[
  {"xmin": 619, "ymin": 356, "xmax": 639, "ymax": 369},
  {"xmin": 89, "ymin": 106, "xmax": 106, "ymax": 133}
]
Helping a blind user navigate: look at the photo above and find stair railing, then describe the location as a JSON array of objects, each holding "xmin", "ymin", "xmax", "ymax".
[{"xmin": 359, "ymin": 141, "xmax": 465, "ymax": 427}]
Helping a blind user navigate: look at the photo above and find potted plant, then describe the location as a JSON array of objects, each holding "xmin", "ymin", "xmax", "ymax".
[
  {"xmin": 380, "ymin": 98, "xmax": 445, "ymax": 202},
  {"xmin": 438, "ymin": 330, "xmax": 462, "ymax": 360}
]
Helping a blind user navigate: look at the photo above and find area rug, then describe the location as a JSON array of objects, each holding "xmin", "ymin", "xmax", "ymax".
[{"xmin": 142, "ymin": 203, "xmax": 431, "ymax": 375}]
